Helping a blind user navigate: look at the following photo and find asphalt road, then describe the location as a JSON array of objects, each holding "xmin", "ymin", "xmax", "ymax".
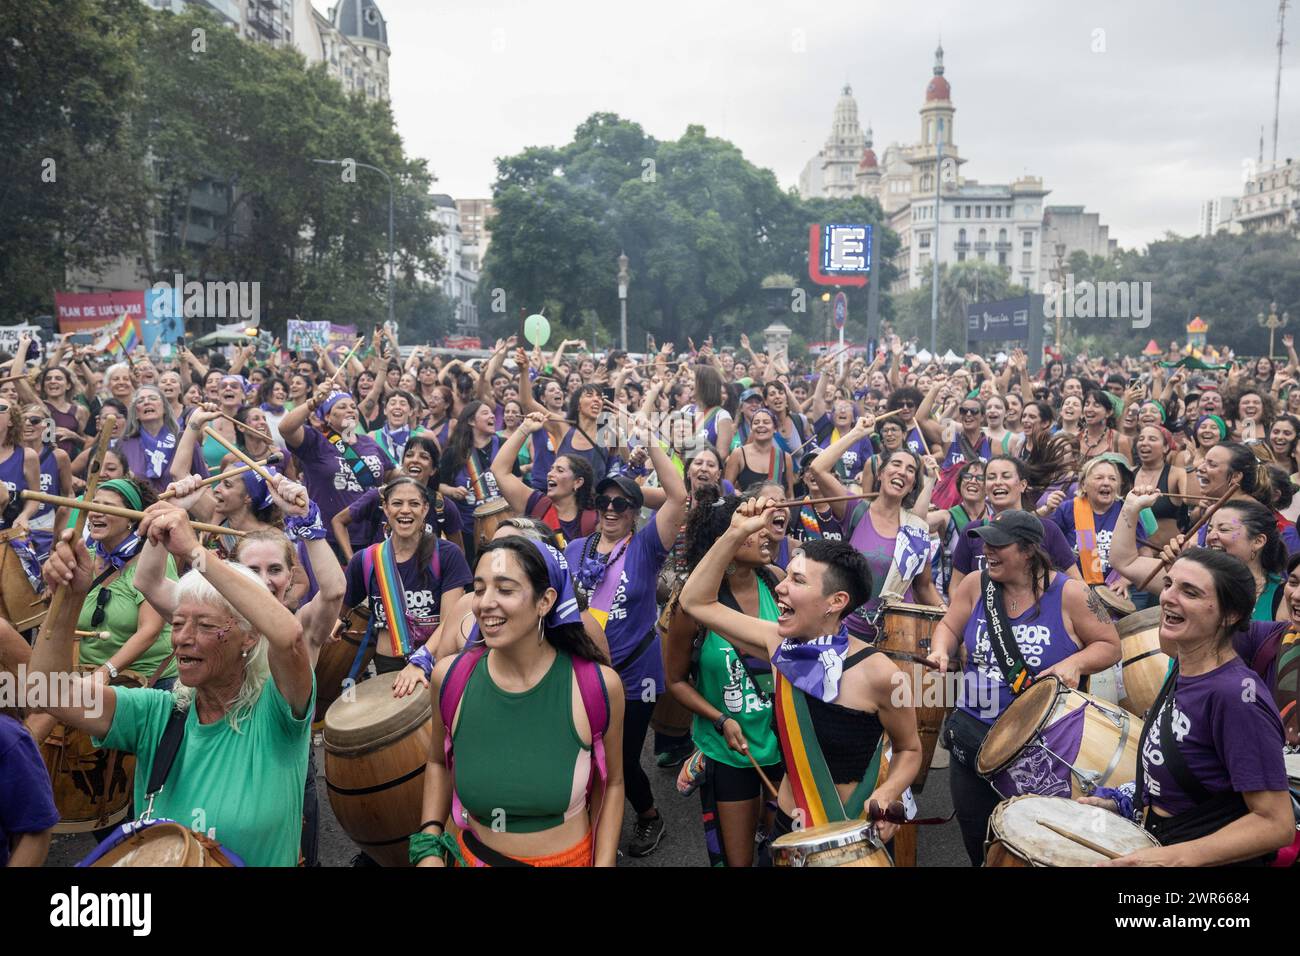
[{"xmin": 47, "ymin": 736, "xmax": 970, "ymax": 867}]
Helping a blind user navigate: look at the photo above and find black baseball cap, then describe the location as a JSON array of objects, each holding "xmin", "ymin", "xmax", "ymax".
[
  {"xmin": 595, "ymin": 474, "xmax": 644, "ymax": 510},
  {"xmin": 967, "ymin": 509, "xmax": 1044, "ymax": 547}
]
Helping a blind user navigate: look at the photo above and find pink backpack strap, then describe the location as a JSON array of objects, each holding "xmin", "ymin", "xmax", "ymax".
[
  {"xmin": 438, "ymin": 644, "xmax": 487, "ymax": 828},
  {"xmin": 572, "ymin": 655, "xmax": 611, "ymax": 863},
  {"xmin": 361, "ymin": 543, "xmax": 378, "ymax": 590}
]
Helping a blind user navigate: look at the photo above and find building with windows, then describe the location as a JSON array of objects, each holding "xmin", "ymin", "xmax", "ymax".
[
  {"xmin": 1037, "ymin": 205, "xmax": 1119, "ymax": 289},
  {"xmin": 799, "ymin": 85, "xmax": 868, "ymax": 200},
  {"xmin": 1231, "ymin": 158, "xmax": 1299, "ymax": 234},
  {"xmin": 455, "ymin": 199, "xmax": 497, "ymax": 273},
  {"xmin": 429, "ymin": 195, "xmax": 480, "ymax": 334}
]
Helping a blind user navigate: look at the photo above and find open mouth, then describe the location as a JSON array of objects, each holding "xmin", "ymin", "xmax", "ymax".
[
  {"xmin": 889, "ymin": 476, "xmax": 906, "ymax": 492},
  {"xmin": 1161, "ymin": 607, "xmax": 1185, "ymax": 631},
  {"xmin": 177, "ymin": 654, "xmax": 204, "ymax": 668},
  {"xmin": 776, "ymin": 600, "xmax": 794, "ymax": 621},
  {"xmin": 405, "ymin": 463, "xmax": 425, "ymax": 479},
  {"xmin": 394, "ymin": 515, "xmax": 416, "ymax": 531},
  {"xmin": 479, "ymin": 615, "xmax": 507, "ymax": 633}
]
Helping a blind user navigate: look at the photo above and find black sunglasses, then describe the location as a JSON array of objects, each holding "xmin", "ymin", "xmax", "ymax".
[
  {"xmin": 90, "ymin": 587, "xmax": 112, "ymax": 628},
  {"xmin": 959, "ymin": 407, "xmax": 982, "ymax": 416},
  {"xmin": 594, "ymin": 495, "xmax": 634, "ymax": 513}
]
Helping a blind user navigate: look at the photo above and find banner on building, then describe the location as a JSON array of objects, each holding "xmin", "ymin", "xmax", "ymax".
[
  {"xmin": 54, "ymin": 291, "xmax": 147, "ymax": 335},
  {"xmin": 286, "ymin": 320, "xmax": 331, "ymax": 352}
]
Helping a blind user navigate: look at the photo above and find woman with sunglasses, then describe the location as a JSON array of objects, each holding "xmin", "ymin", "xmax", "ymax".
[
  {"xmin": 38, "ymin": 365, "xmax": 90, "ymax": 460},
  {"xmin": 809, "ymin": 418, "xmax": 944, "ymax": 641},
  {"xmin": 18, "ymin": 403, "xmax": 72, "ymax": 560},
  {"xmin": 928, "ymin": 459, "xmax": 988, "ymax": 600},
  {"xmin": 197, "ymin": 373, "xmax": 248, "ymax": 470},
  {"xmin": 563, "ymin": 421, "xmax": 687, "ymax": 858},
  {"xmin": 937, "ymin": 398, "xmax": 993, "ymax": 471},
  {"xmin": 73, "ymin": 477, "xmax": 179, "ymax": 690},
  {"xmin": 724, "ymin": 408, "xmax": 794, "ymax": 501},
  {"xmin": 0, "ymin": 398, "xmax": 42, "ymax": 538}
]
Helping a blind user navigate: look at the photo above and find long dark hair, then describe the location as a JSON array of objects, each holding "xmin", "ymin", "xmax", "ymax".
[
  {"xmin": 1215, "ymin": 499, "xmax": 1287, "ymax": 575},
  {"xmin": 404, "ymin": 433, "xmax": 442, "ymax": 487},
  {"xmin": 567, "ymin": 384, "xmax": 603, "ymax": 424},
  {"xmin": 557, "ymin": 453, "xmax": 595, "ymax": 511},
  {"xmin": 878, "ymin": 448, "xmax": 924, "ymax": 509},
  {"xmin": 1083, "ymin": 388, "xmax": 1116, "ymax": 429},
  {"xmin": 1022, "ymin": 431, "xmax": 1079, "ymax": 495},
  {"xmin": 439, "ymin": 400, "xmax": 490, "ymax": 487},
  {"xmin": 1214, "ymin": 441, "xmax": 1269, "ymax": 502},
  {"xmin": 476, "ymin": 537, "xmax": 609, "ymax": 665},
  {"xmin": 381, "ymin": 476, "xmax": 439, "ymax": 571}
]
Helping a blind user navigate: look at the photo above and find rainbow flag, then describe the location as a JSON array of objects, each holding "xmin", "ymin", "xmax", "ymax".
[
  {"xmin": 97, "ymin": 313, "xmax": 141, "ymax": 358},
  {"xmin": 368, "ymin": 540, "xmax": 414, "ymax": 656}
]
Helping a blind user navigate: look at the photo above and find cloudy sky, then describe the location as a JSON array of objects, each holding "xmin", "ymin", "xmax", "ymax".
[{"xmin": 369, "ymin": 0, "xmax": 1295, "ymax": 249}]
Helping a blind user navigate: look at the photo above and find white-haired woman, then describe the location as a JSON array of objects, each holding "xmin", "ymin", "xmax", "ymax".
[{"xmin": 35, "ymin": 502, "xmax": 314, "ymax": 867}]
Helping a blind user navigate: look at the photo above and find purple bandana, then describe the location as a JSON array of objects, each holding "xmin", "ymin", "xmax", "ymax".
[
  {"xmin": 240, "ymin": 465, "xmax": 279, "ymax": 511},
  {"xmin": 531, "ymin": 540, "xmax": 582, "ymax": 629},
  {"xmin": 317, "ymin": 391, "xmax": 350, "ymax": 421},
  {"xmin": 138, "ymin": 425, "xmax": 177, "ymax": 480},
  {"xmin": 770, "ymin": 624, "xmax": 850, "ymax": 702}
]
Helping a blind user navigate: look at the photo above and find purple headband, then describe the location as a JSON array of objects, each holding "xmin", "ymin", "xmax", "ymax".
[
  {"xmin": 241, "ymin": 465, "xmax": 278, "ymax": 511},
  {"xmin": 317, "ymin": 391, "xmax": 350, "ymax": 420},
  {"xmin": 532, "ymin": 540, "xmax": 582, "ymax": 629}
]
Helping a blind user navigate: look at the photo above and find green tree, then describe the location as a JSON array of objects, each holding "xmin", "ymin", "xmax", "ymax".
[{"xmin": 890, "ymin": 260, "xmax": 1016, "ymax": 351}]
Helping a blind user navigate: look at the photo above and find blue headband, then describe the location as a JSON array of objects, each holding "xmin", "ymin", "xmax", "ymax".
[
  {"xmin": 531, "ymin": 540, "xmax": 582, "ymax": 629},
  {"xmin": 317, "ymin": 391, "xmax": 350, "ymax": 420}
]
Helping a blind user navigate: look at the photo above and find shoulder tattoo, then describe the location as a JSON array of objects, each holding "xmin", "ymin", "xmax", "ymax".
[{"xmin": 1084, "ymin": 587, "xmax": 1112, "ymax": 625}]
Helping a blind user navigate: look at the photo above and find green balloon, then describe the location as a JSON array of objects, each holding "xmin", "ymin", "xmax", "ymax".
[{"xmin": 523, "ymin": 313, "xmax": 551, "ymax": 347}]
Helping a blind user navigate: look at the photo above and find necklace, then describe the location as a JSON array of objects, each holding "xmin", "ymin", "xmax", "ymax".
[{"xmin": 575, "ymin": 531, "xmax": 633, "ymax": 601}]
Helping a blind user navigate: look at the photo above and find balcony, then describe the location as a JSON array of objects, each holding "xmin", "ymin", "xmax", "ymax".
[
  {"xmin": 995, "ymin": 240, "xmax": 1012, "ymax": 251},
  {"xmin": 953, "ymin": 240, "xmax": 970, "ymax": 252},
  {"xmin": 974, "ymin": 240, "xmax": 991, "ymax": 252}
]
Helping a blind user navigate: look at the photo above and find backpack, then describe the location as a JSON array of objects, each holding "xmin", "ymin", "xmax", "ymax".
[{"xmin": 438, "ymin": 644, "xmax": 611, "ymax": 831}]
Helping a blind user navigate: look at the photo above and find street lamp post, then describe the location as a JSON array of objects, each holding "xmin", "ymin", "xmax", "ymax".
[
  {"xmin": 1258, "ymin": 301, "xmax": 1290, "ymax": 359},
  {"xmin": 617, "ymin": 251, "xmax": 629, "ymax": 352},
  {"xmin": 1053, "ymin": 239, "xmax": 1067, "ymax": 349},
  {"xmin": 312, "ymin": 158, "xmax": 395, "ymax": 328}
]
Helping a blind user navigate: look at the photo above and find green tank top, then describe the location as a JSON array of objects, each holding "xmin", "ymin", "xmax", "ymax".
[
  {"xmin": 201, "ymin": 433, "xmax": 228, "ymax": 470},
  {"xmin": 453, "ymin": 649, "xmax": 590, "ymax": 834},
  {"xmin": 1254, "ymin": 573, "xmax": 1283, "ymax": 622},
  {"xmin": 691, "ymin": 579, "xmax": 781, "ymax": 768}
]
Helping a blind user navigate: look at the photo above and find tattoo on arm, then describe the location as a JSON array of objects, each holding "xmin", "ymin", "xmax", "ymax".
[{"xmin": 1085, "ymin": 587, "xmax": 1112, "ymax": 626}]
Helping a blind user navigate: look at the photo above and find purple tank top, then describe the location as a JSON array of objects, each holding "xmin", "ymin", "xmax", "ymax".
[
  {"xmin": 845, "ymin": 507, "xmax": 914, "ymax": 639},
  {"xmin": 941, "ymin": 432, "xmax": 992, "ymax": 470},
  {"xmin": 33, "ymin": 447, "xmax": 59, "ymax": 524},
  {"xmin": 558, "ymin": 427, "xmax": 609, "ymax": 481},
  {"xmin": 0, "ymin": 448, "xmax": 27, "ymax": 528},
  {"xmin": 46, "ymin": 402, "xmax": 83, "ymax": 458},
  {"xmin": 958, "ymin": 572, "xmax": 1073, "ymax": 723}
]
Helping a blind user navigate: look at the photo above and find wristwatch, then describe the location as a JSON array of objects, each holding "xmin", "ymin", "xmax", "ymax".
[
  {"xmin": 713, "ymin": 714, "xmax": 732, "ymax": 734},
  {"xmin": 104, "ymin": 661, "xmax": 119, "ymax": 680}
]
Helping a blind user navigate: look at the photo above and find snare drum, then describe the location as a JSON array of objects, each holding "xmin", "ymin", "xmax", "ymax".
[
  {"xmin": 976, "ymin": 676, "xmax": 1139, "ymax": 799},
  {"xmin": 771, "ymin": 819, "xmax": 894, "ymax": 868},
  {"xmin": 324, "ymin": 674, "xmax": 433, "ymax": 867},
  {"xmin": 41, "ymin": 667, "xmax": 144, "ymax": 832},
  {"xmin": 83, "ymin": 820, "xmax": 245, "ymax": 867},
  {"xmin": 984, "ymin": 795, "xmax": 1159, "ymax": 867},
  {"xmin": 1113, "ymin": 607, "xmax": 1169, "ymax": 717},
  {"xmin": 314, "ymin": 604, "xmax": 376, "ymax": 722},
  {"xmin": 473, "ymin": 498, "xmax": 512, "ymax": 552},
  {"xmin": 878, "ymin": 602, "xmax": 949, "ymax": 793}
]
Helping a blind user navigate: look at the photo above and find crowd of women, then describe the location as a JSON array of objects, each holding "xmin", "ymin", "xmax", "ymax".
[{"xmin": 0, "ymin": 325, "xmax": 1295, "ymax": 868}]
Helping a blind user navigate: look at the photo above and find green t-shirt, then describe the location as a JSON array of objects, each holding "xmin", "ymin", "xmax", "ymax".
[
  {"xmin": 76, "ymin": 558, "xmax": 179, "ymax": 680},
  {"xmin": 691, "ymin": 580, "xmax": 781, "ymax": 768},
  {"xmin": 94, "ymin": 677, "xmax": 315, "ymax": 867}
]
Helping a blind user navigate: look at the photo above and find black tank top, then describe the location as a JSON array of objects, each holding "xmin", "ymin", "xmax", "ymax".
[
  {"xmin": 1151, "ymin": 463, "xmax": 1189, "ymax": 527},
  {"xmin": 804, "ymin": 647, "xmax": 885, "ymax": 783},
  {"xmin": 736, "ymin": 445, "xmax": 780, "ymax": 492}
]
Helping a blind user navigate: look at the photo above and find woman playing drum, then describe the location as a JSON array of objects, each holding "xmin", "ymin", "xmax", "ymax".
[
  {"xmin": 342, "ymin": 477, "xmax": 474, "ymax": 677},
  {"xmin": 681, "ymin": 502, "xmax": 921, "ymax": 846},
  {"xmin": 664, "ymin": 488, "xmax": 784, "ymax": 867},
  {"xmin": 34, "ymin": 502, "xmax": 315, "ymax": 867},
  {"xmin": 414, "ymin": 536, "xmax": 625, "ymax": 867},
  {"xmin": 927, "ymin": 510, "xmax": 1120, "ymax": 864},
  {"xmin": 1079, "ymin": 549, "xmax": 1294, "ymax": 865}
]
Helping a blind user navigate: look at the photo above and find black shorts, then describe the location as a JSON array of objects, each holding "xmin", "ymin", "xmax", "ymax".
[{"xmin": 710, "ymin": 758, "xmax": 784, "ymax": 802}]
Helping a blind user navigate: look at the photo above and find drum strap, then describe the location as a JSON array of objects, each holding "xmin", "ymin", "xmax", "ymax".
[
  {"xmin": 1134, "ymin": 662, "xmax": 1215, "ymax": 818},
  {"xmin": 324, "ymin": 427, "xmax": 383, "ymax": 490},
  {"xmin": 139, "ymin": 707, "xmax": 188, "ymax": 824},
  {"xmin": 980, "ymin": 570, "xmax": 1035, "ymax": 696}
]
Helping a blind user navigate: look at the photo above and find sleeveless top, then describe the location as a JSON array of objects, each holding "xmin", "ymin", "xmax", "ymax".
[
  {"xmin": 0, "ymin": 447, "xmax": 27, "ymax": 528},
  {"xmin": 453, "ymin": 649, "xmax": 591, "ymax": 834},
  {"xmin": 557, "ymin": 427, "xmax": 609, "ymax": 482},
  {"xmin": 1148, "ymin": 463, "xmax": 1189, "ymax": 526},
  {"xmin": 30, "ymin": 446, "xmax": 60, "ymax": 530},
  {"xmin": 804, "ymin": 647, "xmax": 885, "ymax": 783},
  {"xmin": 958, "ymin": 573, "xmax": 1074, "ymax": 723},
  {"xmin": 904, "ymin": 424, "xmax": 927, "ymax": 456},
  {"xmin": 735, "ymin": 444, "xmax": 783, "ymax": 492},
  {"xmin": 941, "ymin": 431, "xmax": 992, "ymax": 470},
  {"xmin": 846, "ymin": 508, "xmax": 916, "ymax": 639},
  {"xmin": 45, "ymin": 401, "xmax": 82, "ymax": 458}
]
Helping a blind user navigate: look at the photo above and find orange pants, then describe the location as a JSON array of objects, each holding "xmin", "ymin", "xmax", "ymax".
[{"xmin": 454, "ymin": 826, "xmax": 594, "ymax": 867}]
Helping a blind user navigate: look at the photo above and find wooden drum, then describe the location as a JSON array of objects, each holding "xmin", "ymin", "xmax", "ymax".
[
  {"xmin": 878, "ymin": 602, "xmax": 950, "ymax": 793},
  {"xmin": 0, "ymin": 539, "xmax": 43, "ymax": 630},
  {"xmin": 473, "ymin": 498, "xmax": 512, "ymax": 552},
  {"xmin": 41, "ymin": 667, "xmax": 144, "ymax": 833},
  {"xmin": 772, "ymin": 819, "xmax": 894, "ymax": 868},
  {"xmin": 324, "ymin": 674, "xmax": 433, "ymax": 867},
  {"xmin": 985, "ymin": 795, "xmax": 1158, "ymax": 867},
  {"xmin": 1113, "ymin": 607, "xmax": 1169, "ymax": 717},
  {"xmin": 314, "ymin": 604, "xmax": 376, "ymax": 722},
  {"xmin": 87, "ymin": 821, "xmax": 244, "ymax": 867},
  {"xmin": 976, "ymin": 676, "xmax": 1138, "ymax": 800}
]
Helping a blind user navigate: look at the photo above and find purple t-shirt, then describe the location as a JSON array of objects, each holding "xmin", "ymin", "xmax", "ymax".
[
  {"xmin": 813, "ymin": 414, "xmax": 873, "ymax": 479},
  {"xmin": 1049, "ymin": 498, "xmax": 1145, "ymax": 577},
  {"xmin": 563, "ymin": 515, "xmax": 670, "ymax": 700},
  {"xmin": 952, "ymin": 512, "xmax": 1078, "ymax": 576},
  {"xmin": 291, "ymin": 426, "xmax": 394, "ymax": 546},
  {"xmin": 117, "ymin": 431, "xmax": 208, "ymax": 494},
  {"xmin": 0, "ymin": 714, "xmax": 60, "ymax": 867},
  {"xmin": 1141, "ymin": 658, "xmax": 1288, "ymax": 816},
  {"xmin": 1236, "ymin": 621, "xmax": 1288, "ymax": 696},
  {"xmin": 343, "ymin": 539, "xmax": 472, "ymax": 650},
  {"xmin": 347, "ymin": 487, "xmax": 464, "ymax": 549}
]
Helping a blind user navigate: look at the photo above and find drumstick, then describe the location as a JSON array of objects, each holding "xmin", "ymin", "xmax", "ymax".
[
  {"xmin": 743, "ymin": 749, "xmax": 782, "ymax": 803},
  {"xmin": 869, "ymin": 408, "xmax": 906, "ymax": 424},
  {"xmin": 1135, "ymin": 481, "xmax": 1239, "ymax": 592},
  {"xmin": 764, "ymin": 491, "xmax": 879, "ymax": 511},
  {"xmin": 36, "ymin": 415, "xmax": 115, "ymax": 644},
  {"xmin": 878, "ymin": 648, "xmax": 941, "ymax": 670},
  {"xmin": 158, "ymin": 455, "xmax": 281, "ymax": 500},
  {"xmin": 202, "ymin": 427, "xmax": 307, "ymax": 508},
  {"xmin": 326, "ymin": 336, "xmax": 365, "ymax": 387},
  {"xmin": 74, "ymin": 630, "xmax": 110, "ymax": 639},
  {"xmin": 0, "ymin": 371, "xmax": 36, "ymax": 386},
  {"xmin": 218, "ymin": 412, "xmax": 275, "ymax": 445},
  {"xmin": 19, "ymin": 491, "xmax": 244, "ymax": 538},
  {"xmin": 13, "ymin": 611, "xmax": 47, "ymax": 631},
  {"xmin": 1035, "ymin": 818, "xmax": 1122, "ymax": 860}
]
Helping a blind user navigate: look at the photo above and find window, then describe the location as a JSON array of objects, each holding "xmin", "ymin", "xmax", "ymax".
[
  {"xmin": 986, "ymin": 206, "xmax": 992, "ymax": 218},
  {"xmin": 958, "ymin": 228, "xmax": 967, "ymax": 243},
  {"xmin": 999, "ymin": 228, "xmax": 1008, "ymax": 243},
  {"xmin": 995, "ymin": 205, "xmax": 1001, "ymax": 218},
  {"xmin": 998, "ymin": 251, "xmax": 1007, "ymax": 266},
  {"xmin": 978, "ymin": 228, "xmax": 987, "ymax": 242},
  {"xmin": 957, "ymin": 252, "xmax": 966, "ymax": 262},
  {"xmin": 919, "ymin": 232, "xmax": 930, "ymax": 249},
  {"xmin": 1022, "ymin": 231, "xmax": 1033, "ymax": 248}
]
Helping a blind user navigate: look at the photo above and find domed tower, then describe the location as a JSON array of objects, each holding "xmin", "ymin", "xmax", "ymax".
[
  {"xmin": 820, "ymin": 84, "xmax": 866, "ymax": 198},
  {"xmin": 855, "ymin": 122, "xmax": 882, "ymax": 200},
  {"xmin": 330, "ymin": 0, "xmax": 391, "ymax": 100},
  {"xmin": 912, "ymin": 43, "xmax": 962, "ymax": 194}
]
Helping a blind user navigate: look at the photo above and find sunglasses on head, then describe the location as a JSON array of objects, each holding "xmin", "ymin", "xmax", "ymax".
[
  {"xmin": 594, "ymin": 495, "xmax": 634, "ymax": 513},
  {"xmin": 0, "ymin": 403, "xmax": 10, "ymax": 413}
]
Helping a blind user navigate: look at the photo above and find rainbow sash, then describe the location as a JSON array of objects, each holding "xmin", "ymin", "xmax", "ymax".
[
  {"xmin": 369, "ymin": 540, "xmax": 415, "ymax": 656},
  {"xmin": 772, "ymin": 668, "xmax": 883, "ymax": 826},
  {"xmin": 798, "ymin": 502, "xmax": 822, "ymax": 541},
  {"xmin": 465, "ymin": 445, "xmax": 488, "ymax": 502},
  {"xmin": 1073, "ymin": 497, "xmax": 1104, "ymax": 585}
]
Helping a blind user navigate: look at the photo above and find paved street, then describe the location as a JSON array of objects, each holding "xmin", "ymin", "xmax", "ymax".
[{"xmin": 47, "ymin": 735, "xmax": 969, "ymax": 868}]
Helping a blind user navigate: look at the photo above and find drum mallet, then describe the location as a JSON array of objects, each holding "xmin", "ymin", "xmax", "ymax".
[
  {"xmin": 202, "ymin": 426, "xmax": 308, "ymax": 509},
  {"xmin": 159, "ymin": 454, "xmax": 281, "ymax": 501},
  {"xmin": 744, "ymin": 749, "xmax": 782, "ymax": 803},
  {"xmin": 1135, "ymin": 481, "xmax": 1239, "ymax": 592},
  {"xmin": 1035, "ymin": 818, "xmax": 1121, "ymax": 860},
  {"xmin": 20, "ymin": 491, "xmax": 246, "ymax": 538}
]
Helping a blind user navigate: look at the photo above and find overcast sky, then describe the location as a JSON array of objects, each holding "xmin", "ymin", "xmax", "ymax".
[{"xmin": 368, "ymin": 0, "xmax": 1295, "ymax": 249}]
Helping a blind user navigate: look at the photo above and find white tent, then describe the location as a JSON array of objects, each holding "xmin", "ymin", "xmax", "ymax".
[
  {"xmin": 913, "ymin": 348, "xmax": 933, "ymax": 365},
  {"xmin": 941, "ymin": 349, "xmax": 963, "ymax": 365}
]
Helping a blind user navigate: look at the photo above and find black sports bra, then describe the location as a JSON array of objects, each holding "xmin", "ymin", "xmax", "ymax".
[{"xmin": 804, "ymin": 648, "xmax": 884, "ymax": 784}]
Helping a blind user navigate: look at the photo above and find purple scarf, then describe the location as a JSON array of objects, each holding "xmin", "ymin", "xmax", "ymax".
[
  {"xmin": 138, "ymin": 425, "xmax": 177, "ymax": 480},
  {"xmin": 770, "ymin": 624, "xmax": 850, "ymax": 702}
]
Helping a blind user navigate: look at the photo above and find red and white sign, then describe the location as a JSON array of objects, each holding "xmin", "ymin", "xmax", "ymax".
[
  {"xmin": 54, "ymin": 291, "xmax": 146, "ymax": 334},
  {"xmin": 443, "ymin": 335, "xmax": 482, "ymax": 350}
]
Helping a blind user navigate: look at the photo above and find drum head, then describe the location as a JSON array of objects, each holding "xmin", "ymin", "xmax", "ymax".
[
  {"xmin": 94, "ymin": 823, "xmax": 196, "ymax": 867},
  {"xmin": 323, "ymin": 674, "xmax": 432, "ymax": 756},
  {"xmin": 883, "ymin": 602, "xmax": 947, "ymax": 619},
  {"xmin": 977, "ymin": 677, "xmax": 1061, "ymax": 776},
  {"xmin": 772, "ymin": 818, "xmax": 875, "ymax": 850},
  {"xmin": 1093, "ymin": 585, "xmax": 1135, "ymax": 617},
  {"xmin": 990, "ymin": 795, "xmax": 1158, "ymax": 866},
  {"xmin": 1114, "ymin": 605, "xmax": 1161, "ymax": 639},
  {"xmin": 473, "ymin": 499, "xmax": 510, "ymax": 518}
]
